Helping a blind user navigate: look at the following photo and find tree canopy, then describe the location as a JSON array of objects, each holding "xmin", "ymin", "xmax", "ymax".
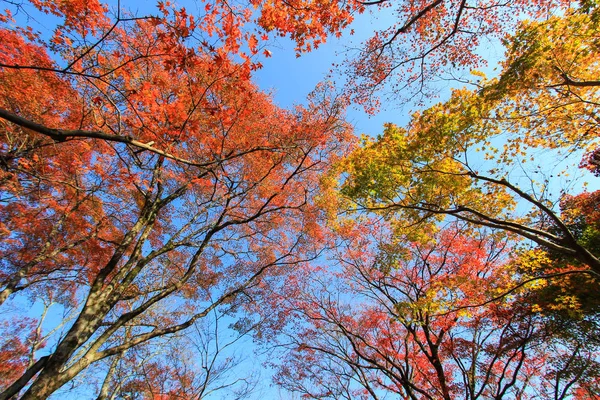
[{"xmin": 1, "ymin": 0, "xmax": 599, "ymax": 399}]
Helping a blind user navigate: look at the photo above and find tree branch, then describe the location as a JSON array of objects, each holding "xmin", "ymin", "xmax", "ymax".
[
  {"xmin": 0, "ymin": 108, "xmax": 287, "ymax": 168},
  {"xmin": 0, "ymin": 356, "xmax": 49, "ymax": 400}
]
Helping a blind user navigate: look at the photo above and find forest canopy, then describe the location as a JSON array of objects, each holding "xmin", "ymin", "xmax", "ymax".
[{"xmin": 0, "ymin": 0, "xmax": 599, "ymax": 398}]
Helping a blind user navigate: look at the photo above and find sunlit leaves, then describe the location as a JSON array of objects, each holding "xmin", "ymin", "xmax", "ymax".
[
  {"xmin": 0, "ymin": 0, "xmax": 356, "ymax": 398},
  {"xmin": 334, "ymin": 9, "xmax": 600, "ymax": 278},
  {"xmin": 485, "ymin": 10, "xmax": 600, "ymax": 157}
]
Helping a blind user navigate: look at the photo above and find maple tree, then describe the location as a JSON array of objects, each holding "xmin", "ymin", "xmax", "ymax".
[
  {"xmin": 333, "ymin": 0, "xmax": 574, "ymax": 109},
  {"xmin": 517, "ymin": 192, "xmax": 600, "ymax": 322},
  {"xmin": 250, "ymin": 0, "xmax": 579, "ymax": 109},
  {"xmin": 0, "ymin": 1, "xmax": 353, "ymax": 398},
  {"xmin": 229, "ymin": 0, "xmax": 577, "ymax": 109},
  {"xmin": 269, "ymin": 7, "xmax": 600, "ymax": 397},
  {"xmin": 269, "ymin": 222, "xmax": 600, "ymax": 399},
  {"xmin": 92, "ymin": 309, "xmax": 260, "ymax": 399},
  {"xmin": 1, "ymin": 0, "xmax": 599, "ymax": 398},
  {"xmin": 330, "ymin": 7, "xmax": 600, "ymax": 279}
]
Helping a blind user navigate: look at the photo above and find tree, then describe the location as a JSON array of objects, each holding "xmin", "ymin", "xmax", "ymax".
[
  {"xmin": 296, "ymin": 11, "xmax": 600, "ymax": 397},
  {"xmin": 93, "ymin": 308, "xmax": 260, "ymax": 400},
  {"xmin": 2, "ymin": 0, "xmax": 597, "ymax": 399},
  {"xmin": 336, "ymin": 0, "xmax": 573, "ymax": 108},
  {"xmin": 243, "ymin": 0, "xmax": 577, "ymax": 109},
  {"xmin": 270, "ymin": 222, "xmax": 600, "ymax": 399},
  {"xmin": 0, "ymin": 1, "xmax": 352, "ymax": 398},
  {"xmin": 514, "ymin": 191, "xmax": 600, "ymax": 324},
  {"xmin": 329, "ymin": 8, "xmax": 600, "ymax": 278}
]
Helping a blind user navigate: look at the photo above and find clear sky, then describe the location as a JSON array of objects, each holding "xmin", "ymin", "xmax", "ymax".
[{"xmin": 253, "ymin": 10, "xmax": 411, "ymax": 138}]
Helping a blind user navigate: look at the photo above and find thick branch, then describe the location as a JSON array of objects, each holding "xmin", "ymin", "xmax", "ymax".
[
  {"xmin": 559, "ymin": 72, "xmax": 600, "ymax": 88},
  {"xmin": 0, "ymin": 108, "xmax": 286, "ymax": 168},
  {"xmin": 468, "ymin": 171, "xmax": 577, "ymax": 244},
  {"xmin": 0, "ymin": 108, "xmax": 202, "ymax": 165}
]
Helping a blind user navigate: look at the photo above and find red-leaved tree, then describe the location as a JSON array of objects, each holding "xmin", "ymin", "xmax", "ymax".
[
  {"xmin": 0, "ymin": 1, "xmax": 353, "ymax": 398},
  {"xmin": 268, "ymin": 222, "xmax": 600, "ymax": 399}
]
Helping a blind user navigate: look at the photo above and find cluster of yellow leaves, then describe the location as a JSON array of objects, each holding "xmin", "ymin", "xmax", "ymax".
[
  {"xmin": 334, "ymin": 88, "xmax": 515, "ymax": 239},
  {"xmin": 484, "ymin": 10, "xmax": 600, "ymax": 158},
  {"xmin": 331, "ymin": 7, "xmax": 600, "ymax": 250},
  {"xmin": 509, "ymin": 247, "xmax": 600, "ymax": 318}
]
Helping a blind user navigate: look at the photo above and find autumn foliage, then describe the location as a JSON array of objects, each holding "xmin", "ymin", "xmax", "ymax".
[
  {"xmin": 0, "ymin": 0, "xmax": 355, "ymax": 398},
  {"xmin": 1, "ymin": 0, "xmax": 600, "ymax": 398},
  {"xmin": 270, "ymin": 223, "xmax": 600, "ymax": 399},
  {"xmin": 276, "ymin": 3, "xmax": 599, "ymax": 399}
]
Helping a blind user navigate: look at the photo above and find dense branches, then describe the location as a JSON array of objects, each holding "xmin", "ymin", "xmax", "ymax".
[
  {"xmin": 0, "ymin": 1, "xmax": 352, "ymax": 398},
  {"xmin": 271, "ymin": 223, "xmax": 600, "ymax": 399},
  {"xmin": 2, "ymin": 0, "xmax": 600, "ymax": 398}
]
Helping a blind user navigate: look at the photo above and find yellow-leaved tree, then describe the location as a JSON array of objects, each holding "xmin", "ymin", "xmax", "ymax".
[{"xmin": 329, "ymin": 7, "xmax": 600, "ymax": 289}]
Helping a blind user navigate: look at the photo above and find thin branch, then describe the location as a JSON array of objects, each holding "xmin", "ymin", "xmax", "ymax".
[{"xmin": 436, "ymin": 269, "xmax": 598, "ymax": 316}]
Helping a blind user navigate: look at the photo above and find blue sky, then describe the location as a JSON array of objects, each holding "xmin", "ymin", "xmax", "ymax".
[{"xmin": 252, "ymin": 10, "xmax": 411, "ymax": 138}]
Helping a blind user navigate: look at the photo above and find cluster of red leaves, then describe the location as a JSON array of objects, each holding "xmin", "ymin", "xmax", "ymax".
[
  {"xmin": 0, "ymin": 319, "xmax": 39, "ymax": 389},
  {"xmin": 342, "ymin": 0, "xmax": 572, "ymax": 110},
  {"xmin": 0, "ymin": 0, "xmax": 357, "ymax": 397},
  {"xmin": 263, "ymin": 221, "xmax": 600, "ymax": 399}
]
